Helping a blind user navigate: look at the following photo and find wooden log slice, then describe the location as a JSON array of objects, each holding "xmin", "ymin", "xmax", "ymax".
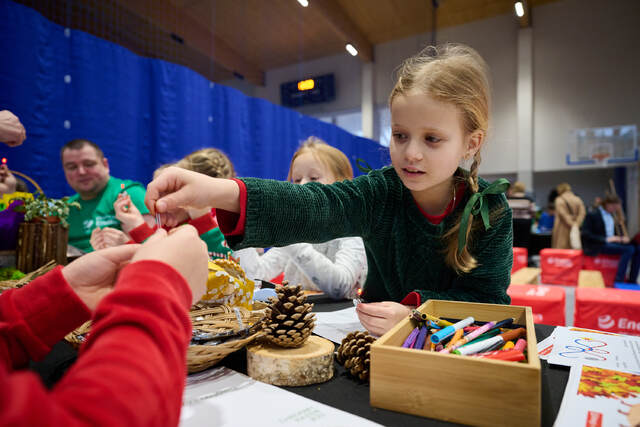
[{"xmin": 246, "ymin": 335, "xmax": 334, "ymax": 386}]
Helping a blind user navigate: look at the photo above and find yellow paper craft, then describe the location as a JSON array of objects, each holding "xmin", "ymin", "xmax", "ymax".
[{"xmin": 202, "ymin": 258, "xmax": 254, "ymax": 309}]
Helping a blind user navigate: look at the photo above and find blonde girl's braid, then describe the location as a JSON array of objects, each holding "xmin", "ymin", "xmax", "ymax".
[{"xmin": 468, "ymin": 151, "xmax": 481, "ymax": 193}]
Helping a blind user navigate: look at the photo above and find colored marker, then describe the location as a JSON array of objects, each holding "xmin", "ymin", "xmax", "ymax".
[
  {"xmin": 119, "ymin": 183, "xmax": 130, "ymax": 212},
  {"xmin": 402, "ymin": 327, "xmax": 420, "ymax": 348},
  {"xmin": 445, "ymin": 329, "xmax": 464, "ymax": 350},
  {"xmin": 410, "ymin": 309, "xmax": 426, "ymax": 323},
  {"xmin": 430, "ymin": 317, "xmax": 474, "ymax": 344},
  {"xmin": 424, "ymin": 313, "xmax": 454, "ymax": 328},
  {"xmin": 440, "ymin": 321, "xmax": 496, "ymax": 354},
  {"xmin": 1, "ymin": 157, "xmax": 6, "ymax": 165},
  {"xmin": 514, "ymin": 338, "xmax": 527, "ymax": 352},
  {"xmin": 414, "ymin": 325, "xmax": 429, "ymax": 350},
  {"xmin": 492, "ymin": 318, "xmax": 515, "ymax": 330},
  {"xmin": 458, "ymin": 327, "xmax": 501, "ymax": 348},
  {"xmin": 473, "ymin": 349, "xmax": 525, "ymax": 362},
  {"xmin": 501, "ymin": 341, "xmax": 515, "ymax": 351},
  {"xmin": 453, "ymin": 328, "xmax": 526, "ymax": 356}
]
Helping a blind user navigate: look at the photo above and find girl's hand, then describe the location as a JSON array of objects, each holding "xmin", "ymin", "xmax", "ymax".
[
  {"xmin": 0, "ymin": 164, "xmax": 17, "ymax": 195},
  {"xmin": 355, "ymin": 301, "xmax": 412, "ymax": 337},
  {"xmin": 114, "ymin": 194, "xmax": 144, "ymax": 232},
  {"xmin": 90, "ymin": 227, "xmax": 129, "ymax": 250},
  {"xmin": 145, "ymin": 167, "xmax": 240, "ymax": 223},
  {"xmin": 132, "ymin": 226, "xmax": 208, "ymax": 305}
]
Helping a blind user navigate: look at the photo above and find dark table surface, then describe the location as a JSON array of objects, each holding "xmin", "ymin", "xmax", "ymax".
[{"xmin": 31, "ymin": 296, "xmax": 569, "ymax": 427}]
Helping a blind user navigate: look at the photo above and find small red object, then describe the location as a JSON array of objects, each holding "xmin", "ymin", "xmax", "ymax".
[
  {"xmin": 1, "ymin": 158, "xmax": 6, "ymax": 164},
  {"xmin": 357, "ymin": 288, "xmax": 363, "ymax": 297}
]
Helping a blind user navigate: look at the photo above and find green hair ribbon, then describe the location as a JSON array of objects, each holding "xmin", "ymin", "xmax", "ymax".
[
  {"xmin": 355, "ymin": 158, "xmax": 372, "ymax": 174},
  {"xmin": 457, "ymin": 178, "xmax": 510, "ymax": 254}
]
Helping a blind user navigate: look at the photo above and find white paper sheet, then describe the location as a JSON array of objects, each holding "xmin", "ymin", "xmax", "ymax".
[
  {"xmin": 546, "ymin": 327, "xmax": 640, "ymax": 372},
  {"xmin": 554, "ymin": 364, "xmax": 640, "ymax": 427},
  {"xmin": 313, "ymin": 307, "xmax": 366, "ymax": 344},
  {"xmin": 181, "ymin": 367, "xmax": 383, "ymax": 427}
]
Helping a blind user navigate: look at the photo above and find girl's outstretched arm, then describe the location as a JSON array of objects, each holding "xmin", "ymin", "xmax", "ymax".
[{"xmin": 145, "ymin": 167, "xmax": 240, "ymax": 224}]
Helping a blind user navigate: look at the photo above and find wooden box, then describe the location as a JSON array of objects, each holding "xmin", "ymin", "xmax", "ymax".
[{"xmin": 370, "ymin": 300, "xmax": 540, "ymax": 427}]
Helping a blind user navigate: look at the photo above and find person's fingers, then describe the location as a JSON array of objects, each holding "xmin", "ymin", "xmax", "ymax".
[
  {"xmin": 98, "ymin": 244, "xmax": 141, "ymax": 266},
  {"xmin": 355, "ymin": 302, "xmax": 387, "ymax": 318},
  {"xmin": 145, "ymin": 228, "xmax": 168, "ymax": 243}
]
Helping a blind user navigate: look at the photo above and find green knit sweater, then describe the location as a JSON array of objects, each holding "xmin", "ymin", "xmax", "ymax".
[{"xmin": 228, "ymin": 167, "xmax": 512, "ymax": 305}]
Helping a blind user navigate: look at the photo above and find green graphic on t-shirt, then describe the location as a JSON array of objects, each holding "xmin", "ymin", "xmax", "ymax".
[{"xmin": 67, "ymin": 177, "xmax": 149, "ymax": 252}]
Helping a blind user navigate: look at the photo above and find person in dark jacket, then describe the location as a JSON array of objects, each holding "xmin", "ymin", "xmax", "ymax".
[{"xmin": 582, "ymin": 194, "xmax": 639, "ymax": 283}]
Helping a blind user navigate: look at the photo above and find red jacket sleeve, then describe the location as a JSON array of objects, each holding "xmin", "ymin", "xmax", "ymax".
[
  {"xmin": 217, "ymin": 178, "xmax": 247, "ymax": 237},
  {"xmin": 0, "ymin": 261, "xmax": 192, "ymax": 426}
]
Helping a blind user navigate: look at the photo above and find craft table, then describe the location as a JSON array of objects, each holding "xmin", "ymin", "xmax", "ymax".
[{"xmin": 31, "ymin": 297, "xmax": 570, "ymax": 427}]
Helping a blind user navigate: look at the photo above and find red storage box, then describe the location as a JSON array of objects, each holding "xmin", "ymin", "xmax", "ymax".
[
  {"xmin": 574, "ymin": 287, "xmax": 640, "ymax": 336},
  {"xmin": 582, "ymin": 254, "xmax": 621, "ymax": 287},
  {"xmin": 508, "ymin": 284, "xmax": 566, "ymax": 326},
  {"xmin": 512, "ymin": 247, "xmax": 528, "ymax": 273},
  {"xmin": 540, "ymin": 249, "xmax": 583, "ymax": 286}
]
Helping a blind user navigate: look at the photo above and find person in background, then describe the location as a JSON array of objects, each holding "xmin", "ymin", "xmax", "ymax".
[
  {"xmin": 235, "ymin": 138, "xmax": 368, "ymax": 300},
  {"xmin": 537, "ymin": 203, "xmax": 555, "ymax": 233},
  {"xmin": 113, "ymin": 148, "xmax": 233, "ymax": 258},
  {"xmin": 506, "ymin": 181, "xmax": 535, "ymax": 248},
  {"xmin": 552, "ymin": 182, "xmax": 586, "ymax": 249},
  {"xmin": 144, "ymin": 44, "xmax": 514, "ymax": 337},
  {"xmin": 582, "ymin": 194, "xmax": 640, "ymax": 283},
  {"xmin": 0, "ymin": 226, "xmax": 208, "ymax": 425},
  {"xmin": 61, "ymin": 139, "xmax": 152, "ymax": 253},
  {"xmin": 0, "ymin": 110, "xmax": 26, "ymax": 147}
]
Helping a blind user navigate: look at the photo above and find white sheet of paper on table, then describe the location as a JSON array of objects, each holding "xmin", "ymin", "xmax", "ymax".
[
  {"xmin": 546, "ymin": 327, "xmax": 640, "ymax": 372},
  {"xmin": 313, "ymin": 307, "xmax": 366, "ymax": 344},
  {"xmin": 553, "ymin": 363, "xmax": 640, "ymax": 427},
  {"xmin": 180, "ymin": 367, "xmax": 383, "ymax": 427}
]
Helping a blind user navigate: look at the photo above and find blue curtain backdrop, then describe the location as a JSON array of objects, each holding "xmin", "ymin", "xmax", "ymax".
[{"xmin": 0, "ymin": 0, "xmax": 389, "ymax": 198}]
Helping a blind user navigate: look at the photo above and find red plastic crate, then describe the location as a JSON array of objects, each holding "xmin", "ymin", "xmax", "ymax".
[
  {"xmin": 540, "ymin": 249, "xmax": 583, "ymax": 286},
  {"xmin": 582, "ymin": 254, "xmax": 621, "ymax": 287},
  {"xmin": 512, "ymin": 247, "xmax": 528, "ymax": 273}
]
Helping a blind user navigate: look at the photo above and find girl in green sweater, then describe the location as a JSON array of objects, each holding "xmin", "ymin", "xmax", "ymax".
[{"xmin": 145, "ymin": 44, "xmax": 513, "ymax": 337}]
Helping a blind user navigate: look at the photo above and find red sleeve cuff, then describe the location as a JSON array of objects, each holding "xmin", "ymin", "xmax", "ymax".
[
  {"xmin": 188, "ymin": 212, "xmax": 217, "ymax": 236},
  {"xmin": 128, "ymin": 222, "xmax": 157, "ymax": 243},
  {"xmin": 217, "ymin": 178, "xmax": 247, "ymax": 237},
  {"xmin": 7, "ymin": 266, "xmax": 91, "ymax": 358},
  {"xmin": 400, "ymin": 291, "xmax": 421, "ymax": 306}
]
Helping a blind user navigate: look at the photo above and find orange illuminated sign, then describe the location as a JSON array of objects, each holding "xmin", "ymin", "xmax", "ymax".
[{"xmin": 297, "ymin": 79, "xmax": 315, "ymax": 91}]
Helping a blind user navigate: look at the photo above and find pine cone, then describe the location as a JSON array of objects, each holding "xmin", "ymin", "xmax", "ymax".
[
  {"xmin": 336, "ymin": 331, "xmax": 376, "ymax": 381},
  {"xmin": 262, "ymin": 282, "xmax": 316, "ymax": 348}
]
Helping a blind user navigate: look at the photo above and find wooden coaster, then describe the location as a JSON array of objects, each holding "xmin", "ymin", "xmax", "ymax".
[{"xmin": 246, "ymin": 335, "xmax": 334, "ymax": 386}]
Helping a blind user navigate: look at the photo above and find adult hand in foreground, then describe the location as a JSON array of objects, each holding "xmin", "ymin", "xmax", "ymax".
[
  {"xmin": 0, "ymin": 110, "xmax": 26, "ymax": 147},
  {"xmin": 355, "ymin": 301, "xmax": 412, "ymax": 337}
]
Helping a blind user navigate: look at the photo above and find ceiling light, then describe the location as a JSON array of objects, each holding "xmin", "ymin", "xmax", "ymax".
[
  {"xmin": 297, "ymin": 0, "xmax": 309, "ymax": 7},
  {"xmin": 345, "ymin": 43, "xmax": 358, "ymax": 56},
  {"xmin": 514, "ymin": 2, "xmax": 525, "ymax": 17}
]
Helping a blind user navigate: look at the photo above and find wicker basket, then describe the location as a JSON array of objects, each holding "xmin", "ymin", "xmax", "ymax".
[
  {"xmin": 0, "ymin": 260, "xmax": 57, "ymax": 293},
  {"xmin": 65, "ymin": 301, "xmax": 267, "ymax": 373},
  {"xmin": 188, "ymin": 302, "xmax": 266, "ymax": 373}
]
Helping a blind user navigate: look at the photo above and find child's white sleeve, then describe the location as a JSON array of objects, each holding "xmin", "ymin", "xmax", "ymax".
[
  {"xmin": 280, "ymin": 237, "xmax": 367, "ymax": 300},
  {"xmin": 234, "ymin": 247, "xmax": 289, "ymax": 282}
]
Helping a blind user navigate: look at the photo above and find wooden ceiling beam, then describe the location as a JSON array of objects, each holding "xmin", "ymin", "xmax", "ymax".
[
  {"xmin": 310, "ymin": 0, "xmax": 374, "ymax": 62},
  {"xmin": 115, "ymin": 0, "xmax": 264, "ymax": 85}
]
